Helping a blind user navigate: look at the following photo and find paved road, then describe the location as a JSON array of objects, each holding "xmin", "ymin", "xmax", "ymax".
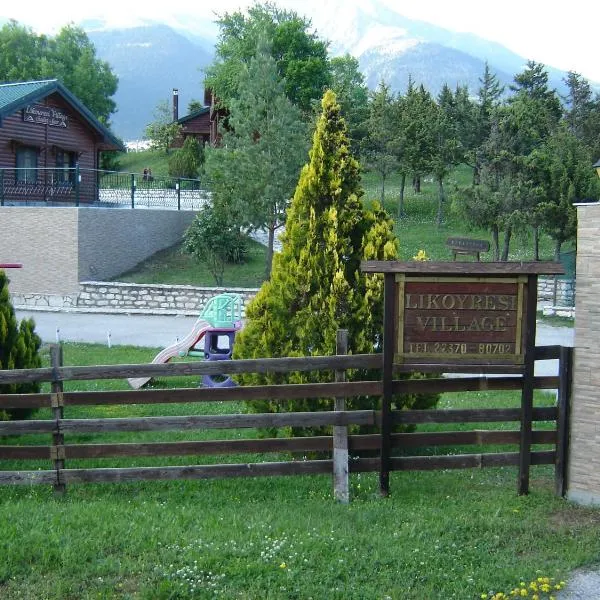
[
  {"xmin": 15, "ymin": 310, "xmax": 573, "ymax": 377},
  {"xmin": 16, "ymin": 310, "xmax": 200, "ymax": 349}
]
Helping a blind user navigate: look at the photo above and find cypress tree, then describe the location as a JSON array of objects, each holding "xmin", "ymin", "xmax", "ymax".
[
  {"xmin": 233, "ymin": 90, "xmax": 437, "ymax": 435},
  {"xmin": 0, "ymin": 270, "xmax": 42, "ymax": 420}
]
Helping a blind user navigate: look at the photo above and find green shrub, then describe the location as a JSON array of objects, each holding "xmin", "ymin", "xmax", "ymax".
[
  {"xmin": 168, "ymin": 137, "xmax": 205, "ymax": 179},
  {"xmin": 183, "ymin": 205, "xmax": 248, "ymax": 286},
  {"xmin": 0, "ymin": 270, "xmax": 42, "ymax": 420}
]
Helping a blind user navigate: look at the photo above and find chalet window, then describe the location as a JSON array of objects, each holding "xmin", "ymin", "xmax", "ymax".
[
  {"xmin": 15, "ymin": 147, "xmax": 38, "ymax": 183},
  {"xmin": 55, "ymin": 150, "xmax": 77, "ymax": 184}
]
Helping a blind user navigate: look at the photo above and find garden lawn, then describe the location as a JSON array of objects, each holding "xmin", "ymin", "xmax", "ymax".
[
  {"xmin": 1, "ymin": 343, "xmax": 598, "ymax": 599},
  {"xmin": 116, "ymin": 165, "xmax": 568, "ymax": 289},
  {"xmin": 116, "ymin": 239, "xmax": 267, "ymax": 288}
]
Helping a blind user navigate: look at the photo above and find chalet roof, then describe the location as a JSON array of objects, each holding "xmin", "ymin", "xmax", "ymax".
[
  {"xmin": 176, "ymin": 106, "xmax": 210, "ymax": 125},
  {"xmin": 0, "ymin": 79, "xmax": 124, "ymax": 151}
]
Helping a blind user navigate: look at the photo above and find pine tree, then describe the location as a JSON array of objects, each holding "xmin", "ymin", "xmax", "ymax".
[
  {"xmin": 204, "ymin": 36, "xmax": 308, "ymax": 278},
  {"xmin": 0, "ymin": 270, "xmax": 42, "ymax": 420},
  {"xmin": 233, "ymin": 90, "xmax": 437, "ymax": 436}
]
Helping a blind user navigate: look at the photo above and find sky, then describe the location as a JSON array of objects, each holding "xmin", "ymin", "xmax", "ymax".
[{"xmin": 3, "ymin": 0, "xmax": 600, "ymax": 82}]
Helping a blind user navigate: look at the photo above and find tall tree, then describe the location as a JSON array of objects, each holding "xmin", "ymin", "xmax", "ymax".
[
  {"xmin": 204, "ymin": 3, "xmax": 330, "ymax": 113},
  {"xmin": 507, "ymin": 61, "xmax": 562, "ymax": 258},
  {"xmin": 563, "ymin": 71, "xmax": 600, "ymax": 160},
  {"xmin": 362, "ymin": 81, "xmax": 398, "ymax": 203},
  {"xmin": 472, "ymin": 63, "xmax": 504, "ymax": 183},
  {"xmin": 431, "ymin": 85, "xmax": 463, "ymax": 227},
  {"xmin": 0, "ymin": 21, "xmax": 118, "ymax": 125},
  {"xmin": 529, "ymin": 125, "xmax": 599, "ymax": 259},
  {"xmin": 401, "ymin": 84, "xmax": 437, "ymax": 195},
  {"xmin": 330, "ymin": 54, "xmax": 369, "ymax": 154},
  {"xmin": 203, "ymin": 37, "xmax": 308, "ymax": 278},
  {"xmin": 144, "ymin": 100, "xmax": 182, "ymax": 154},
  {"xmin": 232, "ymin": 90, "xmax": 436, "ymax": 434}
]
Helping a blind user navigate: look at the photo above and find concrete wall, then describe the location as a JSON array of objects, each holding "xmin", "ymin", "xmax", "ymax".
[
  {"xmin": 568, "ymin": 203, "xmax": 600, "ymax": 505},
  {"xmin": 0, "ymin": 207, "xmax": 195, "ymax": 294},
  {"xmin": 77, "ymin": 208, "xmax": 195, "ymax": 281},
  {"xmin": 0, "ymin": 207, "xmax": 80, "ymax": 294}
]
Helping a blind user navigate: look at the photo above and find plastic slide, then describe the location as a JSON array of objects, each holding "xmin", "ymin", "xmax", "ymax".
[{"xmin": 128, "ymin": 318, "xmax": 211, "ymax": 389}]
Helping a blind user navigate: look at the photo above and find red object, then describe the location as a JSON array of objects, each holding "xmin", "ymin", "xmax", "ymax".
[{"xmin": 0, "ymin": 263, "xmax": 22, "ymax": 268}]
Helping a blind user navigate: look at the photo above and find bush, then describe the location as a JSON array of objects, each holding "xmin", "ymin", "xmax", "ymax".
[
  {"xmin": 0, "ymin": 270, "xmax": 42, "ymax": 420},
  {"xmin": 183, "ymin": 205, "xmax": 248, "ymax": 286},
  {"xmin": 168, "ymin": 137, "xmax": 205, "ymax": 179}
]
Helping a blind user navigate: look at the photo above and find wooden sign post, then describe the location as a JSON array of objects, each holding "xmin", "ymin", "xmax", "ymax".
[{"xmin": 361, "ymin": 261, "xmax": 564, "ymax": 497}]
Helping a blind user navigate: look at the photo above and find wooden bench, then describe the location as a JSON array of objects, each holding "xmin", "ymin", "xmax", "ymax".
[{"xmin": 446, "ymin": 237, "xmax": 490, "ymax": 261}]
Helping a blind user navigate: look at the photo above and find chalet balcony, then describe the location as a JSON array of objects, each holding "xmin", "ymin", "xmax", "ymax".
[{"xmin": 0, "ymin": 167, "xmax": 209, "ymax": 211}]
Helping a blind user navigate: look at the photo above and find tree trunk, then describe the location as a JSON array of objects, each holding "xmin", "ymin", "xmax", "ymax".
[
  {"xmin": 397, "ymin": 173, "xmax": 406, "ymax": 219},
  {"xmin": 492, "ymin": 225, "xmax": 500, "ymax": 260},
  {"xmin": 265, "ymin": 225, "xmax": 275, "ymax": 280},
  {"xmin": 413, "ymin": 174, "xmax": 421, "ymax": 193},
  {"xmin": 554, "ymin": 239, "xmax": 562, "ymax": 262},
  {"xmin": 501, "ymin": 225, "xmax": 512, "ymax": 261},
  {"xmin": 472, "ymin": 162, "xmax": 480, "ymax": 185},
  {"xmin": 533, "ymin": 226, "xmax": 540, "ymax": 261},
  {"xmin": 380, "ymin": 172, "xmax": 386, "ymax": 203},
  {"xmin": 436, "ymin": 177, "xmax": 445, "ymax": 229}
]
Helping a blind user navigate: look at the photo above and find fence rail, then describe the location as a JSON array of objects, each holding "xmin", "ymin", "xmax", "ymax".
[
  {"xmin": 0, "ymin": 341, "xmax": 571, "ymax": 500},
  {"xmin": 0, "ymin": 167, "xmax": 209, "ymax": 210}
]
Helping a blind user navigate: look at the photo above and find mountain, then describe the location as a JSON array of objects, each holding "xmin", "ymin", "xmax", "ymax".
[
  {"xmin": 80, "ymin": 1, "xmax": 584, "ymax": 140},
  {"xmin": 88, "ymin": 25, "xmax": 212, "ymax": 140},
  {"xmin": 311, "ymin": 1, "xmax": 569, "ymax": 96}
]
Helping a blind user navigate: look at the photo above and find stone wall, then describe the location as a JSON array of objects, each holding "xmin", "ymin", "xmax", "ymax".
[
  {"xmin": 568, "ymin": 203, "xmax": 600, "ymax": 505},
  {"xmin": 0, "ymin": 207, "xmax": 195, "ymax": 295},
  {"xmin": 77, "ymin": 282, "xmax": 257, "ymax": 315},
  {"xmin": 12, "ymin": 282, "xmax": 259, "ymax": 316},
  {"xmin": 537, "ymin": 277, "xmax": 575, "ymax": 307}
]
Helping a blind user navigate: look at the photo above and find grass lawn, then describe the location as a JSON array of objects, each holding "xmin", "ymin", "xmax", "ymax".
[
  {"xmin": 116, "ymin": 150, "xmax": 171, "ymax": 178},
  {"xmin": 116, "ymin": 239, "xmax": 268, "ymax": 288},
  {"xmin": 116, "ymin": 163, "xmax": 567, "ymax": 289},
  {"xmin": 1, "ymin": 343, "xmax": 598, "ymax": 599},
  {"xmin": 360, "ymin": 166, "xmax": 562, "ymax": 263}
]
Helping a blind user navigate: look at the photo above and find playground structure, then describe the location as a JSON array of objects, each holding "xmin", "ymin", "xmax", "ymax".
[{"xmin": 127, "ymin": 293, "xmax": 243, "ymax": 389}]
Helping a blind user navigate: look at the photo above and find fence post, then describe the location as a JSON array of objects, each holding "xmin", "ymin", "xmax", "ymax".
[
  {"xmin": 555, "ymin": 345, "xmax": 573, "ymax": 497},
  {"xmin": 75, "ymin": 164, "xmax": 80, "ymax": 207},
  {"xmin": 380, "ymin": 272, "xmax": 396, "ymax": 497},
  {"xmin": 333, "ymin": 329, "xmax": 349, "ymax": 503},
  {"xmin": 518, "ymin": 275, "xmax": 538, "ymax": 495},
  {"xmin": 50, "ymin": 344, "xmax": 66, "ymax": 495},
  {"xmin": 177, "ymin": 179, "xmax": 181, "ymax": 210},
  {"xmin": 130, "ymin": 174, "xmax": 136, "ymax": 209}
]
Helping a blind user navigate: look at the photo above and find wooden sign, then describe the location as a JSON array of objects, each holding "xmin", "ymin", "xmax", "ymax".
[
  {"xmin": 397, "ymin": 275, "xmax": 525, "ymax": 365},
  {"xmin": 23, "ymin": 104, "xmax": 68, "ymax": 128}
]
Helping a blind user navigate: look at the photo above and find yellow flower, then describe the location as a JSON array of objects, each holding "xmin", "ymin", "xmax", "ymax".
[
  {"xmin": 520, "ymin": 589, "xmax": 528, "ymax": 597},
  {"xmin": 412, "ymin": 249, "xmax": 429, "ymax": 261},
  {"xmin": 279, "ymin": 562, "xmax": 287, "ymax": 569}
]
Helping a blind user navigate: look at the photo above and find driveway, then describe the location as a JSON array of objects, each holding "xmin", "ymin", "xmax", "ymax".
[{"xmin": 15, "ymin": 310, "xmax": 574, "ymax": 377}]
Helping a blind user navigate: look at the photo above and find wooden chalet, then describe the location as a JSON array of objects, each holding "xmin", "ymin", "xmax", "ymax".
[
  {"xmin": 0, "ymin": 79, "xmax": 123, "ymax": 204},
  {"xmin": 170, "ymin": 88, "xmax": 220, "ymax": 148}
]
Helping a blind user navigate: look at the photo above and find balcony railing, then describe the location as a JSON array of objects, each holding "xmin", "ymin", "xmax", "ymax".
[{"xmin": 0, "ymin": 167, "xmax": 209, "ymax": 210}]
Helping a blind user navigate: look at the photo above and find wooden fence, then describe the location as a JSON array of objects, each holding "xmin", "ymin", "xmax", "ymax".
[{"xmin": 0, "ymin": 336, "xmax": 572, "ymax": 500}]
